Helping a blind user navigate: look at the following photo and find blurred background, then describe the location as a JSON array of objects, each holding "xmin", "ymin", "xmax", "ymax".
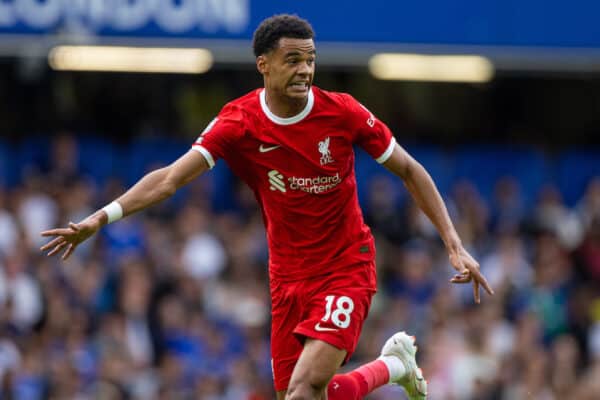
[{"xmin": 1, "ymin": 1, "xmax": 600, "ymax": 399}]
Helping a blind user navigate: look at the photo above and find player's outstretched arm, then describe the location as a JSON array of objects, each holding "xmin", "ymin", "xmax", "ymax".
[
  {"xmin": 40, "ymin": 150, "xmax": 209, "ymax": 260},
  {"xmin": 382, "ymin": 143, "xmax": 494, "ymax": 303}
]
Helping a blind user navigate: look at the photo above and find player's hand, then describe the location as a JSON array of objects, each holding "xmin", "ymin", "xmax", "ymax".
[
  {"xmin": 448, "ymin": 245, "xmax": 494, "ymax": 303},
  {"xmin": 40, "ymin": 217, "xmax": 101, "ymax": 260}
]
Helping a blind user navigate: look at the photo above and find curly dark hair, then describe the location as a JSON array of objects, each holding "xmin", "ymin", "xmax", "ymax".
[{"xmin": 252, "ymin": 14, "xmax": 314, "ymax": 57}]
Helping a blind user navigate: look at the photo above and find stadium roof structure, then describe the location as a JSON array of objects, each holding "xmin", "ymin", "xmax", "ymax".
[{"xmin": 1, "ymin": 0, "xmax": 600, "ymax": 73}]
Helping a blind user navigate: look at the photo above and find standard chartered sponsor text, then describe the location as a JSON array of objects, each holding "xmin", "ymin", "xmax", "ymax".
[
  {"xmin": 0, "ymin": 0, "xmax": 249, "ymax": 33},
  {"xmin": 289, "ymin": 173, "xmax": 341, "ymax": 193},
  {"xmin": 268, "ymin": 170, "xmax": 341, "ymax": 194}
]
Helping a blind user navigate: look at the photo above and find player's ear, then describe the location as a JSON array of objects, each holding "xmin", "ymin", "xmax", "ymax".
[{"xmin": 256, "ymin": 55, "xmax": 268, "ymax": 75}]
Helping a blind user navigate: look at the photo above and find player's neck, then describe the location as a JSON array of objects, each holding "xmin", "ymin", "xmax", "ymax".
[{"xmin": 263, "ymin": 89, "xmax": 308, "ymax": 118}]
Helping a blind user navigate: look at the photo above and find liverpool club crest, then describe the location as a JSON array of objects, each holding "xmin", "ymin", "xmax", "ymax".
[{"xmin": 318, "ymin": 137, "xmax": 334, "ymax": 165}]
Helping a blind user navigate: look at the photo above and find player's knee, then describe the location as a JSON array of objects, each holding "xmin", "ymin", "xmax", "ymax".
[{"xmin": 286, "ymin": 379, "xmax": 328, "ymax": 400}]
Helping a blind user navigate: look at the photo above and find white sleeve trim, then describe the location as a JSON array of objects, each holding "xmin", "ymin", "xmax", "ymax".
[
  {"xmin": 375, "ymin": 137, "xmax": 396, "ymax": 164},
  {"xmin": 192, "ymin": 145, "xmax": 215, "ymax": 169}
]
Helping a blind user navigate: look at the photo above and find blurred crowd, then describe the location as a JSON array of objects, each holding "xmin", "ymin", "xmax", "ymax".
[{"xmin": 1, "ymin": 134, "xmax": 600, "ymax": 400}]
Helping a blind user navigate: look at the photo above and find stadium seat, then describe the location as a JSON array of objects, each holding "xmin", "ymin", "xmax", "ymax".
[
  {"xmin": 78, "ymin": 135, "xmax": 124, "ymax": 185},
  {"xmin": 0, "ymin": 139, "xmax": 9, "ymax": 187},
  {"xmin": 452, "ymin": 145, "xmax": 551, "ymax": 208},
  {"xmin": 558, "ymin": 149, "xmax": 600, "ymax": 207}
]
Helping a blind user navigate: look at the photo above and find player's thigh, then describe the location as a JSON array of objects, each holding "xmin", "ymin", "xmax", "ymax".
[
  {"xmin": 289, "ymin": 338, "xmax": 347, "ymax": 390},
  {"xmin": 271, "ymin": 279, "xmax": 305, "ymax": 392}
]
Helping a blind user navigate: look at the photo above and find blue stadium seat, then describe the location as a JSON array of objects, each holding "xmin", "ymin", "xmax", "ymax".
[
  {"xmin": 78, "ymin": 135, "xmax": 124, "ymax": 184},
  {"xmin": 0, "ymin": 140, "xmax": 9, "ymax": 187},
  {"xmin": 453, "ymin": 146, "xmax": 551, "ymax": 208},
  {"xmin": 126, "ymin": 137, "xmax": 189, "ymax": 186},
  {"xmin": 354, "ymin": 146, "xmax": 391, "ymax": 206},
  {"xmin": 558, "ymin": 149, "xmax": 600, "ymax": 207},
  {"xmin": 16, "ymin": 135, "xmax": 50, "ymax": 182},
  {"xmin": 407, "ymin": 145, "xmax": 454, "ymax": 197},
  {"xmin": 123, "ymin": 136, "xmax": 236, "ymax": 212}
]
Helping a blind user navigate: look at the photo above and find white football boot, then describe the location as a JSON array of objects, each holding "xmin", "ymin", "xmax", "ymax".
[{"xmin": 380, "ymin": 331, "xmax": 428, "ymax": 399}]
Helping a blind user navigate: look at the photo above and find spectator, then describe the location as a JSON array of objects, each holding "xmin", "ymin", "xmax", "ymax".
[
  {"xmin": 0, "ymin": 247, "xmax": 43, "ymax": 332},
  {"xmin": 1, "ymin": 134, "xmax": 600, "ymax": 399}
]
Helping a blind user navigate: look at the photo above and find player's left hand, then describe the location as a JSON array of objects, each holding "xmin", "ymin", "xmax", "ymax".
[{"xmin": 448, "ymin": 245, "xmax": 494, "ymax": 303}]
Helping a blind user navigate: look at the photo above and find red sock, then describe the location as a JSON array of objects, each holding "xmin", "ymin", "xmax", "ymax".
[
  {"xmin": 327, "ymin": 360, "xmax": 390, "ymax": 399},
  {"xmin": 327, "ymin": 373, "xmax": 362, "ymax": 400}
]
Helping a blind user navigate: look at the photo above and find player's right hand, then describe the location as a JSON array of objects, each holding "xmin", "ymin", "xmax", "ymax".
[{"xmin": 40, "ymin": 218, "xmax": 101, "ymax": 260}]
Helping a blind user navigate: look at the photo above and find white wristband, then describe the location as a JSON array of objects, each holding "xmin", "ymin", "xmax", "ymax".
[{"xmin": 102, "ymin": 201, "xmax": 123, "ymax": 224}]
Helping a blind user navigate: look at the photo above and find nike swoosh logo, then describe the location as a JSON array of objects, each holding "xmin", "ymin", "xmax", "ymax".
[
  {"xmin": 314, "ymin": 322, "xmax": 339, "ymax": 332},
  {"xmin": 259, "ymin": 144, "xmax": 281, "ymax": 153}
]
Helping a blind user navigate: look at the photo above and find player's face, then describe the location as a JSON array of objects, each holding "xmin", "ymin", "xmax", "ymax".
[{"xmin": 260, "ymin": 37, "xmax": 316, "ymax": 101}]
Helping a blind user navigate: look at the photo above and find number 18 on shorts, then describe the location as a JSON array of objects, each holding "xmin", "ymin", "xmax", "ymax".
[{"xmin": 269, "ymin": 264, "xmax": 376, "ymax": 390}]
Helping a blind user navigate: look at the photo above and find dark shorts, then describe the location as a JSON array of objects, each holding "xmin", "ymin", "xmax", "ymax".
[{"xmin": 269, "ymin": 262, "xmax": 377, "ymax": 391}]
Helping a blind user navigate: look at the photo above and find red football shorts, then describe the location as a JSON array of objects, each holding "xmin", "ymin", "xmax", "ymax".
[{"xmin": 269, "ymin": 262, "xmax": 377, "ymax": 391}]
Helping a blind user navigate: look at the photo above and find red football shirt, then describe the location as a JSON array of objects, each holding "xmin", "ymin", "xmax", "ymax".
[{"xmin": 192, "ymin": 86, "xmax": 396, "ymax": 281}]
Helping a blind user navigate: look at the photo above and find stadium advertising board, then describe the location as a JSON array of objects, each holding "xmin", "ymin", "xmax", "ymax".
[{"xmin": 1, "ymin": 0, "xmax": 600, "ymax": 49}]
